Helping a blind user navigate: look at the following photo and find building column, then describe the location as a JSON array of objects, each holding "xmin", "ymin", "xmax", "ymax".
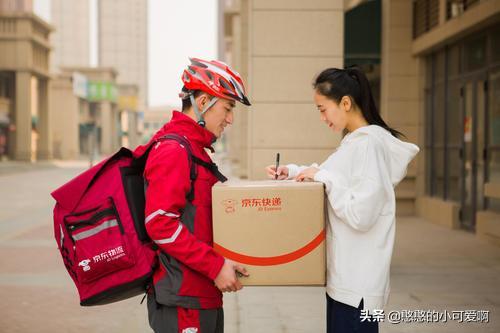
[
  {"xmin": 246, "ymin": 0, "xmax": 344, "ymax": 179},
  {"xmin": 381, "ymin": 0, "xmax": 420, "ymax": 215},
  {"xmin": 128, "ymin": 111, "xmax": 139, "ymax": 148},
  {"xmin": 14, "ymin": 71, "xmax": 32, "ymax": 161},
  {"xmin": 227, "ymin": 4, "xmax": 250, "ymax": 178},
  {"xmin": 50, "ymin": 75, "xmax": 80, "ymax": 159},
  {"xmin": 100, "ymin": 101, "xmax": 113, "ymax": 155},
  {"xmin": 37, "ymin": 77, "xmax": 52, "ymax": 160},
  {"xmin": 112, "ymin": 106, "xmax": 120, "ymax": 150}
]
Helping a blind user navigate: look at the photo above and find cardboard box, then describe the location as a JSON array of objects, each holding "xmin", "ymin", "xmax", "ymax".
[{"xmin": 212, "ymin": 180, "xmax": 326, "ymax": 285}]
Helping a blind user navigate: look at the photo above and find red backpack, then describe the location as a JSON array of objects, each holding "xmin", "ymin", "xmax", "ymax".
[{"xmin": 51, "ymin": 134, "xmax": 196, "ymax": 306}]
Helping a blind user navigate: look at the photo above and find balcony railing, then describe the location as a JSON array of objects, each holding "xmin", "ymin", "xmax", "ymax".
[{"xmin": 413, "ymin": 0, "xmax": 440, "ymax": 39}]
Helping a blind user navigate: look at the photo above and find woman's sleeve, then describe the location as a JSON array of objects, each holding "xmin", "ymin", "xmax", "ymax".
[
  {"xmin": 314, "ymin": 140, "xmax": 388, "ymax": 232},
  {"xmin": 286, "ymin": 163, "xmax": 319, "ymax": 179}
]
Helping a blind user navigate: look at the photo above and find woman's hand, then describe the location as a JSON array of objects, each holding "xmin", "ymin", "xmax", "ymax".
[
  {"xmin": 295, "ymin": 167, "xmax": 320, "ymax": 182},
  {"xmin": 265, "ymin": 165, "xmax": 289, "ymax": 180}
]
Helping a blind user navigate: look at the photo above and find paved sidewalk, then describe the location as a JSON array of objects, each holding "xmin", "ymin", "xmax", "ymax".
[{"xmin": 0, "ymin": 161, "xmax": 499, "ymax": 332}]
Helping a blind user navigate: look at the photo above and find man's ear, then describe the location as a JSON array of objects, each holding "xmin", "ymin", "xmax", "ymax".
[
  {"xmin": 195, "ymin": 93, "xmax": 206, "ymax": 110},
  {"xmin": 196, "ymin": 93, "xmax": 213, "ymax": 110}
]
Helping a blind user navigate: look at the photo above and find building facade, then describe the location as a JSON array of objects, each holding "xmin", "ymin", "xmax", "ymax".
[
  {"xmin": 410, "ymin": 0, "xmax": 500, "ymax": 244},
  {"xmin": 0, "ymin": 7, "xmax": 52, "ymax": 161},
  {"xmin": 50, "ymin": 0, "xmax": 90, "ymax": 71},
  {"xmin": 51, "ymin": 67, "xmax": 120, "ymax": 159},
  {"xmin": 98, "ymin": 0, "xmax": 148, "ymax": 111},
  {"xmin": 48, "ymin": 0, "xmax": 144, "ymax": 156},
  {"xmin": 141, "ymin": 106, "xmax": 173, "ymax": 144},
  {"xmin": 223, "ymin": 0, "xmax": 345, "ymax": 180},
  {"xmin": 223, "ymin": 0, "xmax": 500, "ymax": 244}
]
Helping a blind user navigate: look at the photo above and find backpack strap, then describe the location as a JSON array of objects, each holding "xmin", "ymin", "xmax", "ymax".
[
  {"xmin": 137, "ymin": 133, "xmax": 227, "ymax": 202},
  {"xmin": 155, "ymin": 134, "xmax": 228, "ymax": 201},
  {"xmin": 191, "ymin": 156, "xmax": 228, "ymax": 183},
  {"xmin": 156, "ymin": 134, "xmax": 197, "ymax": 202}
]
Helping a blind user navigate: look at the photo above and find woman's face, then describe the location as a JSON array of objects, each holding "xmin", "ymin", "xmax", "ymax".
[{"xmin": 313, "ymin": 91, "xmax": 347, "ymax": 133}]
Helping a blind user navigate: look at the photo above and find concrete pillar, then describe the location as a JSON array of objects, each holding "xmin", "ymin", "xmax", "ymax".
[
  {"xmin": 100, "ymin": 101, "xmax": 114, "ymax": 155},
  {"xmin": 112, "ymin": 106, "xmax": 120, "ymax": 150},
  {"xmin": 14, "ymin": 71, "xmax": 32, "ymax": 161},
  {"xmin": 246, "ymin": 0, "xmax": 344, "ymax": 179},
  {"xmin": 381, "ymin": 0, "xmax": 420, "ymax": 215},
  {"xmin": 227, "ymin": 5, "xmax": 250, "ymax": 178},
  {"xmin": 50, "ymin": 75, "xmax": 80, "ymax": 159},
  {"xmin": 36, "ymin": 78, "xmax": 52, "ymax": 160},
  {"xmin": 128, "ymin": 111, "xmax": 139, "ymax": 148}
]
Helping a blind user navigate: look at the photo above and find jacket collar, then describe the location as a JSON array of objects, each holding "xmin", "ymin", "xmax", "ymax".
[{"xmin": 153, "ymin": 111, "xmax": 216, "ymax": 151}]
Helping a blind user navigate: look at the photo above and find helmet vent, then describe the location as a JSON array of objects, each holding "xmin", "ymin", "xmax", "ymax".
[{"xmin": 191, "ymin": 59, "xmax": 208, "ymax": 68}]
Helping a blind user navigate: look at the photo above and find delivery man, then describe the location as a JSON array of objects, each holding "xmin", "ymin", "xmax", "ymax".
[{"xmin": 141, "ymin": 58, "xmax": 251, "ymax": 332}]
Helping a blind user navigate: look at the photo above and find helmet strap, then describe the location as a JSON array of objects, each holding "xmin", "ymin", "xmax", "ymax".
[{"xmin": 190, "ymin": 94, "xmax": 218, "ymax": 127}]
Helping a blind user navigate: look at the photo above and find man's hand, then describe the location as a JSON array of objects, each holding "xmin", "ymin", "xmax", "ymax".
[
  {"xmin": 214, "ymin": 259, "xmax": 249, "ymax": 293},
  {"xmin": 265, "ymin": 165, "xmax": 289, "ymax": 180}
]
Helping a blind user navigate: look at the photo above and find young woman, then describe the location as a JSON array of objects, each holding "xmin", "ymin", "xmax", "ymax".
[{"xmin": 266, "ymin": 67, "xmax": 419, "ymax": 333}]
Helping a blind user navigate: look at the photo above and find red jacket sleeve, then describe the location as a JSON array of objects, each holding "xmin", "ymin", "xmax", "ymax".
[{"xmin": 144, "ymin": 140, "xmax": 224, "ymax": 280}]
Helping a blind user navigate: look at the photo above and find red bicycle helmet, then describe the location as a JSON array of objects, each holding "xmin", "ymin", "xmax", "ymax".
[{"xmin": 181, "ymin": 58, "xmax": 251, "ymax": 106}]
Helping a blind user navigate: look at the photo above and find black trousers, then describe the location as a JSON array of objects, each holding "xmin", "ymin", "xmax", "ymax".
[{"xmin": 326, "ymin": 294, "xmax": 379, "ymax": 333}]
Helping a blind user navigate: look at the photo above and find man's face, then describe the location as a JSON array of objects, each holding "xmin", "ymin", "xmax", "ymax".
[{"xmin": 201, "ymin": 96, "xmax": 235, "ymax": 138}]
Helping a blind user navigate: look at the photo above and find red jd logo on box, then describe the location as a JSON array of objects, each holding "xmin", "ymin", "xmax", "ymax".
[{"xmin": 222, "ymin": 197, "xmax": 282, "ymax": 213}]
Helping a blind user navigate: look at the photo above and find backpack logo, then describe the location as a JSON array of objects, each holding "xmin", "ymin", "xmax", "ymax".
[
  {"xmin": 182, "ymin": 328, "xmax": 198, "ymax": 333},
  {"xmin": 78, "ymin": 259, "xmax": 91, "ymax": 272}
]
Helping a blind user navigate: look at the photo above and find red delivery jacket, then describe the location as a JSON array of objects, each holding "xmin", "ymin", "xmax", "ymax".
[{"xmin": 135, "ymin": 111, "xmax": 225, "ymax": 309}]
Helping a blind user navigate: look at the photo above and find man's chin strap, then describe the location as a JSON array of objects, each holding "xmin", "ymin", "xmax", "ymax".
[{"xmin": 189, "ymin": 94, "xmax": 218, "ymax": 127}]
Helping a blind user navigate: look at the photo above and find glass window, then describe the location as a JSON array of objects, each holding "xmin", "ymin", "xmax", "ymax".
[
  {"xmin": 489, "ymin": 72, "xmax": 500, "ymax": 148},
  {"xmin": 434, "ymin": 148, "xmax": 445, "ymax": 198},
  {"xmin": 425, "ymin": 88, "xmax": 434, "ymax": 196},
  {"xmin": 490, "ymin": 25, "xmax": 500, "ymax": 64},
  {"xmin": 436, "ymin": 50, "xmax": 446, "ymax": 82},
  {"xmin": 425, "ymin": 52, "xmax": 446, "ymax": 198},
  {"xmin": 464, "ymin": 35, "xmax": 486, "ymax": 72},
  {"xmin": 434, "ymin": 82, "xmax": 446, "ymax": 147},
  {"xmin": 447, "ymin": 44, "xmax": 461, "ymax": 77},
  {"xmin": 426, "ymin": 54, "xmax": 434, "ymax": 87},
  {"xmin": 446, "ymin": 79, "xmax": 463, "ymax": 201},
  {"xmin": 486, "ymin": 149, "xmax": 500, "ymax": 213},
  {"xmin": 488, "ymin": 71, "xmax": 500, "ymax": 185}
]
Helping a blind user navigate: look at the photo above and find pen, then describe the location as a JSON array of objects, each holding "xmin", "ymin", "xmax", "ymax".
[{"xmin": 275, "ymin": 153, "xmax": 280, "ymax": 180}]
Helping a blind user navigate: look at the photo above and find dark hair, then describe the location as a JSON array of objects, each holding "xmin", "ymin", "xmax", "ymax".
[
  {"xmin": 313, "ymin": 67, "xmax": 403, "ymax": 138},
  {"xmin": 181, "ymin": 86, "xmax": 204, "ymax": 111}
]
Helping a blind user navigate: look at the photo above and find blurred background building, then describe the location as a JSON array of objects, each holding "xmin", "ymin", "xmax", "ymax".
[
  {"xmin": 141, "ymin": 106, "xmax": 174, "ymax": 144},
  {"xmin": 0, "ymin": 0, "xmax": 52, "ymax": 161},
  {"xmin": 98, "ymin": 0, "xmax": 148, "ymax": 111},
  {"xmin": 222, "ymin": 0, "xmax": 500, "ymax": 244},
  {"xmin": 13, "ymin": 0, "xmax": 147, "ymax": 160},
  {"xmin": 0, "ymin": 0, "xmax": 499, "ymax": 244},
  {"xmin": 98, "ymin": 0, "xmax": 147, "ymax": 151},
  {"xmin": 50, "ymin": 0, "xmax": 90, "ymax": 70}
]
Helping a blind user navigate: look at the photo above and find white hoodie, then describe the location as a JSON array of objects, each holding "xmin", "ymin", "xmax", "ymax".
[{"xmin": 287, "ymin": 125, "xmax": 419, "ymax": 313}]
